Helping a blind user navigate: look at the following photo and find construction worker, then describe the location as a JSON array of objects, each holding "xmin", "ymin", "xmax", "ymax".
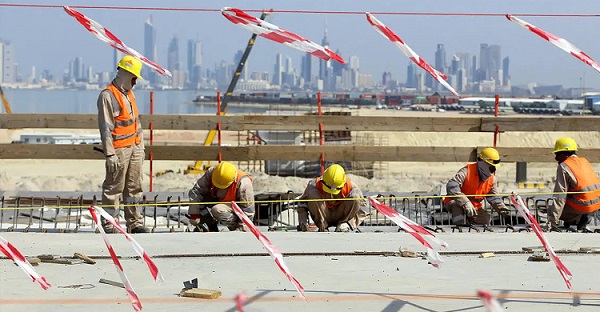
[
  {"xmin": 188, "ymin": 161, "xmax": 255, "ymax": 232},
  {"xmin": 547, "ymin": 137, "xmax": 600, "ymax": 232},
  {"xmin": 97, "ymin": 55, "xmax": 148, "ymax": 233},
  {"xmin": 444, "ymin": 147, "xmax": 509, "ymax": 225},
  {"xmin": 297, "ymin": 164, "xmax": 367, "ymax": 232}
]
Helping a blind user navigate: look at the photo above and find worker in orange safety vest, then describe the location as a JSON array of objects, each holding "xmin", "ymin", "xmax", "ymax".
[
  {"xmin": 547, "ymin": 137, "xmax": 600, "ymax": 232},
  {"xmin": 444, "ymin": 147, "xmax": 509, "ymax": 225}
]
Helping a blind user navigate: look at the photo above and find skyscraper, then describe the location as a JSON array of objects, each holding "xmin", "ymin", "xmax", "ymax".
[
  {"xmin": 187, "ymin": 38, "xmax": 202, "ymax": 86},
  {"xmin": 300, "ymin": 53, "xmax": 312, "ymax": 86},
  {"xmin": 234, "ymin": 49, "xmax": 248, "ymax": 81},
  {"xmin": 406, "ymin": 63, "xmax": 416, "ymax": 88},
  {"xmin": 143, "ymin": 15, "xmax": 157, "ymax": 84},
  {"xmin": 272, "ymin": 53, "xmax": 283, "ymax": 86},
  {"xmin": 502, "ymin": 56, "xmax": 510, "ymax": 87},
  {"xmin": 435, "ymin": 44, "xmax": 446, "ymax": 72},
  {"xmin": 167, "ymin": 36, "xmax": 180, "ymax": 72}
]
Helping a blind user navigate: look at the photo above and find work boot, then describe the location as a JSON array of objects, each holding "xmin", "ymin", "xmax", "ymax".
[
  {"xmin": 130, "ymin": 226, "xmax": 150, "ymax": 234},
  {"xmin": 227, "ymin": 223, "xmax": 248, "ymax": 232},
  {"xmin": 102, "ymin": 225, "xmax": 116, "ymax": 234},
  {"xmin": 297, "ymin": 223, "xmax": 309, "ymax": 232},
  {"xmin": 335, "ymin": 223, "xmax": 351, "ymax": 232},
  {"xmin": 576, "ymin": 214, "xmax": 590, "ymax": 232}
]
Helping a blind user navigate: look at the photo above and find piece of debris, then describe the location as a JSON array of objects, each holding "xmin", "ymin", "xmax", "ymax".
[
  {"xmin": 26, "ymin": 257, "xmax": 41, "ymax": 266},
  {"xmin": 179, "ymin": 288, "xmax": 222, "ymax": 299},
  {"xmin": 99, "ymin": 278, "xmax": 125, "ymax": 288},
  {"xmin": 399, "ymin": 249, "xmax": 419, "ymax": 258},
  {"xmin": 579, "ymin": 247, "xmax": 600, "ymax": 253},
  {"xmin": 40, "ymin": 258, "xmax": 84, "ymax": 265},
  {"xmin": 528, "ymin": 251, "xmax": 550, "ymax": 262},
  {"xmin": 37, "ymin": 254, "xmax": 60, "ymax": 260},
  {"xmin": 479, "ymin": 252, "xmax": 496, "ymax": 258},
  {"xmin": 522, "ymin": 246, "xmax": 545, "ymax": 252},
  {"xmin": 73, "ymin": 252, "xmax": 96, "ymax": 265}
]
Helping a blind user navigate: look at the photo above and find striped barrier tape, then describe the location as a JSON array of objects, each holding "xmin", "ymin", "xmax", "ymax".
[{"xmin": 0, "ymin": 236, "xmax": 51, "ymax": 290}]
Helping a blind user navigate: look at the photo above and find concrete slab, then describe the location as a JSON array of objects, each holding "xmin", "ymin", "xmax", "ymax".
[{"xmin": 1, "ymin": 231, "xmax": 600, "ymax": 311}]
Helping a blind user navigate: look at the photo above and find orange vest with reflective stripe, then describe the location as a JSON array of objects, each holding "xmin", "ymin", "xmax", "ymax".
[
  {"xmin": 315, "ymin": 177, "xmax": 353, "ymax": 208},
  {"xmin": 444, "ymin": 163, "xmax": 495, "ymax": 210},
  {"xmin": 211, "ymin": 170, "xmax": 251, "ymax": 202},
  {"xmin": 106, "ymin": 84, "xmax": 141, "ymax": 149},
  {"xmin": 563, "ymin": 157, "xmax": 600, "ymax": 213}
]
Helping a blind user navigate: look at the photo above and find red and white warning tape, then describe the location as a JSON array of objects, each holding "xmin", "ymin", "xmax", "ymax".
[
  {"xmin": 222, "ymin": 7, "xmax": 345, "ymax": 64},
  {"xmin": 477, "ymin": 290, "xmax": 503, "ymax": 312},
  {"xmin": 64, "ymin": 6, "xmax": 172, "ymax": 78},
  {"xmin": 510, "ymin": 194, "xmax": 573, "ymax": 290},
  {"xmin": 232, "ymin": 202, "xmax": 307, "ymax": 300},
  {"xmin": 0, "ymin": 236, "xmax": 51, "ymax": 290},
  {"xmin": 368, "ymin": 197, "xmax": 448, "ymax": 268},
  {"xmin": 366, "ymin": 13, "xmax": 460, "ymax": 97},
  {"xmin": 506, "ymin": 14, "xmax": 600, "ymax": 74}
]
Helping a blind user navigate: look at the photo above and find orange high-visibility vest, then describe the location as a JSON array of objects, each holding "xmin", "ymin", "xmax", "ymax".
[
  {"xmin": 444, "ymin": 163, "xmax": 495, "ymax": 210},
  {"xmin": 105, "ymin": 84, "xmax": 141, "ymax": 149},
  {"xmin": 563, "ymin": 157, "xmax": 600, "ymax": 213},
  {"xmin": 316, "ymin": 177, "xmax": 353, "ymax": 208},
  {"xmin": 211, "ymin": 170, "xmax": 252, "ymax": 202}
]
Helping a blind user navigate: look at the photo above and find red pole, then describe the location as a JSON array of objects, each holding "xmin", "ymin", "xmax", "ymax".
[
  {"xmin": 317, "ymin": 92, "xmax": 322, "ymax": 115},
  {"xmin": 318, "ymin": 92, "xmax": 324, "ymax": 174},
  {"xmin": 493, "ymin": 94, "xmax": 499, "ymax": 147},
  {"xmin": 216, "ymin": 91, "xmax": 221, "ymax": 115},
  {"xmin": 149, "ymin": 91, "xmax": 154, "ymax": 192}
]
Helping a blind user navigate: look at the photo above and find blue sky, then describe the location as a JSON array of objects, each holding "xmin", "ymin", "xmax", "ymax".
[{"xmin": 2, "ymin": 0, "xmax": 600, "ymax": 88}]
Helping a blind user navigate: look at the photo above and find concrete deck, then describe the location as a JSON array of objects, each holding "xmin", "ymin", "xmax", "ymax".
[{"xmin": 1, "ymin": 230, "xmax": 599, "ymax": 311}]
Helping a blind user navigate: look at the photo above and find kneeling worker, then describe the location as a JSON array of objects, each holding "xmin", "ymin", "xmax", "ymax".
[
  {"xmin": 297, "ymin": 164, "xmax": 367, "ymax": 232},
  {"xmin": 548, "ymin": 137, "xmax": 600, "ymax": 232},
  {"xmin": 188, "ymin": 161, "xmax": 255, "ymax": 232},
  {"xmin": 444, "ymin": 147, "xmax": 509, "ymax": 225}
]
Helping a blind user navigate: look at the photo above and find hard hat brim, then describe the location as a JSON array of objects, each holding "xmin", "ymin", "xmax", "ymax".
[{"xmin": 323, "ymin": 184, "xmax": 342, "ymax": 195}]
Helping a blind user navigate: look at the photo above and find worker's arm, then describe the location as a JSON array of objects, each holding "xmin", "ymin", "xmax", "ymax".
[
  {"xmin": 235, "ymin": 176, "xmax": 255, "ymax": 213},
  {"xmin": 97, "ymin": 89, "xmax": 119, "ymax": 157},
  {"xmin": 131, "ymin": 92, "xmax": 144, "ymax": 149},
  {"xmin": 548, "ymin": 163, "xmax": 575, "ymax": 226},
  {"xmin": 486, "ymin": 179, "xmax": 507, "ymax": 210},
  {"xmin": 348, "ymin": 181, "xmax": 367, "ymax": 208},
  {"xmin": 188, "ymin": 168, "xmax": 214, "ymax": 203},
  {"xmin": 296, "ymin": 179, "xmax": 316, "ymax": 226},
  {"xmin": 446, "ymin": 166, "xmax": 470, "ymax": 206}
]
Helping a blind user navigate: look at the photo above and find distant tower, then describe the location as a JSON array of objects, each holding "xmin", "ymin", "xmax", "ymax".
[
  {"xmin": 187, "ymin": 38, "xmax": 202, "ymax": 85},
  {"xmin": 318, "ymin": 26, "xmax": 334, "ymax": 90},
  {"xmin": 301, "ymin": 53, "xmax": 312, "ymax": 86},
  {"xmin": 435, "ymin": 44, "xmax": 446, "ymax": 71},
  {"xmin": 272, "ymin": 53, "xmax": 283, "ymax": 86},
  {"xmin": 406, "ymin": 63, "xmax": 416, "ymax": 88},
  {"xmin": 167, "ymin": 36, "xmax": 180, "ymax": 72},
  {"xmin": 144, "ymin": 15, "xmax": 157, "ymax": 83},
  {"xmin": 234, "ymin": 50, "xmax": 247, "ymax": 81},
  {"xmin": 502, "ymin": 56, "xmax": 510, "ymax": 86}
]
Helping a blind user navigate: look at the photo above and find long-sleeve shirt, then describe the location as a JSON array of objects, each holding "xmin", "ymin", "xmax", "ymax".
[
  {"xmin": 548, "ymin": 156, "xmax": 579, "ymax": 224},
  {"xmin": 188, "ymin": 166, "xmax": 255, "ymax": 213},
  {"xmin": 97, "ymin": 81, "xmax": 144, "ymax": 157},
  {"xmin": 446, "ymin": 165, "xmax": 505, "ymax": 209}
]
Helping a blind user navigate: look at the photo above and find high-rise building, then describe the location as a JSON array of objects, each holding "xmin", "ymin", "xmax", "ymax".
[
  {"xmin": 406, "ymin": 63, "xmax": 416, "ymax": 88},
  {"xmin": 435, "ymin": 44, "xmax": 446, "ymax": 72},
  {"xmin": 300, "ymin": 53, "xmax": 312, "ymax": 86},
  {"xmin": 348, "ymin": 55, "xmax": 359, "ymax": 89},
  {"xmin": 167, "ymin": 36, "xmax": 180, "ymax": 72},
  {"xmin": 479, "ymin": 43, "xmax": 501, "ymax": 82},
  {"xmin": 502, "ymin": 56, "xmax": 510, "ymax": 87},
  {"xmin": 2, "ymin": 41, "xmax": 16, "ymax": 83},
  {"xmin": 318, "ymin": 27, "xmax": 334, "ymax": 90},
  {"xmin": 187, "ymin": 39, "xmax": 202, "ymax": 86},
  {"xmin": 233, "ymin": 49, "xmax": 248, "ymax": 82},
  {"xmin": 272, "ymin": 53, "xmax": 283, "ymax": 86},
  {"xmin": 143, "ymin": 15, "xmax": 157, "ymax": 84},
  {"xmin": 73, "ymin": 57, "xmax": 84, "ymax": 82}
]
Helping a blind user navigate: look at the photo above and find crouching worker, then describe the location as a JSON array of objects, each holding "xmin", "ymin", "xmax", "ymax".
[
  {"xmin": 547, "ymin": 137, "xmax": 600, "ymax": 232},
  {"xmin": 187, "ymin": 161, "xmax": 255, "ymax": 232},
  {"xmin": 444, "ymin": 148, "xmax": 509, "ymax": 225},
  {"xmin": 297, "ymin": 164, "xmax": 367, "ymax": 232}
]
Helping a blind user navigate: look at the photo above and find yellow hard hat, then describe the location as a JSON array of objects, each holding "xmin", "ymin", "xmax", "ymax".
[
  {"xmin": 117, "ymin": 55, "xmax": 143, "ymax": 79},
  {"xmin": 553, "ymin": 137, "xmax": 577, "ymax": 153},
  {"xmin": 212, "ymin": 161, "xmax": 237, "ymax": 189},
  {"xmin": 479, "ymin": 147, "xmax": 501, "ymax": 167},
  {"xmin": 322, "ymin": 164, "xmax": 347, "ymax": 195}
]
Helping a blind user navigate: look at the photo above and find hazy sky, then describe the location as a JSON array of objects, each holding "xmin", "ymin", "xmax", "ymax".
[{"xmin": 2, "ymin": 0, "xmax": 600, "ymax": 88}]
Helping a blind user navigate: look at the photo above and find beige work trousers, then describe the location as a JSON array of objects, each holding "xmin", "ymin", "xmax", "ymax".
[
  {"xmin": 189, "ymin": 203, "xmax": 254, "ymax": 230},
  {"xmin": 446, "ymin": 200, "xmax": 490, "ymax": 225},
  {"xmin": 101, "ymin": 144, "xmax": 144, "ymax": 230},
  {"xmin": 548, "ymin": 204, "xmax": 587, "ymax": 226},
  {"xmin": 302, "ymin": 188, "xmax": 366, "ymax": 231}
]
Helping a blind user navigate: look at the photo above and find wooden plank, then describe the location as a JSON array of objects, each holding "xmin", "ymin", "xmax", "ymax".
[
  {"xmin": 2, "ymin": 144, "xmax": 600, "ymax": 162},
  {"xmin": 2, "ymin": 113, "xmax": 598, "ymax": 132},
  {"xmin": 99, "ymin": 278, "xmax": 124, "ymax": 288},
  {"xmin": 179, "ymin": 288, "xmax": 222, "ymax": 299}
]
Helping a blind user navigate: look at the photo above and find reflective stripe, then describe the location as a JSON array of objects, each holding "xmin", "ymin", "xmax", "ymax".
[
  {"xmin": 569, "ymin": 196, "xmax": 600, "ymax": 207},
  {"xmin": 115, "ymin": 119, "xmax": 135, "ymax": 127},
  {"xmin": 114, "ymin": 132, "xmax": 136, "ymax": 140},
  {"xmin": 577, "ymin": 183, "xmax": 600, "ymax": 192}
]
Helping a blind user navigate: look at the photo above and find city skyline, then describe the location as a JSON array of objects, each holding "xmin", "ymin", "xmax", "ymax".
[{"xmin": 1, "ymin": 1, "xmax": 600, "ymax": 90}]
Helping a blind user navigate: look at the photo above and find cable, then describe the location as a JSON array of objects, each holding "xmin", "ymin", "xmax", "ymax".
[{"xmin": 0, "ymin": 3, "xmax": 599, "ymax": 17}]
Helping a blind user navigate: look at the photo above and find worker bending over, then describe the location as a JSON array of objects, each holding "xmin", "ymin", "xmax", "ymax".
[
  {"xmin": 188, "ymin": 162, "xmax": 255, "ymax": 232},
  {"xmin": 297, "ymin": 164, "xmax": 367, "ymax": 232},
  {"xmin": 548, "ymin": 137, "xmax": 600, "ymax": 232},
  {"xmin": 444, "ymin": 148, "xmax": 509, "ymax": 225}
]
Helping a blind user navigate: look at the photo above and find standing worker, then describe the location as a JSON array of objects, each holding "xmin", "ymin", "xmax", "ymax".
[
  {"xmin": 97, "ymin": 55, "xmax": 148, "ymax": 234},
  {"xmin": 444, "ymin": 148, "xmax": 509, "ymax": 225},
  {"xmin": 297, "ymin": 164, "xmax": 367, "ymax": 232},
  {"xmin": 547, "ymin": 137, "xmax": 600, "ymax": 232},
  {"xmin": 188, "ymin": 161, "xmax": 255, "ymax": 232}
]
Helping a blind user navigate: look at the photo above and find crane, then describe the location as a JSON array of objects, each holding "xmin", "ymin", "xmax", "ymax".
[
  {"xmin": 184, "ymin": 11, "xmax": 270, "ymax": 174},
  {"xmin": 0, "ymin": 85, "xmax": 12, "ymax": 114}
]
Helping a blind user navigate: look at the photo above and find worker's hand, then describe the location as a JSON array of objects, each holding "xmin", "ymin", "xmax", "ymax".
[
  {"xmin": 105, "ymin": 155, "xmax": 119, "ymax": 174},
  {"xmin": 463, "ymin": 203, "xmax": 476, "ymax": 217},
  {"xmin": 496, "ymin": 207, "xmax": 510, "ymax": 216}
]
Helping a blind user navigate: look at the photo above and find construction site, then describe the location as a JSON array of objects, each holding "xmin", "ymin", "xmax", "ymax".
[{"xmin": 2, "ymin": 3, "xmax": 600, "ymax": 312}]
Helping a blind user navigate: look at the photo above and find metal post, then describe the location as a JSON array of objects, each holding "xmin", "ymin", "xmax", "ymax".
[{"xmin": 516, "ymin": 162, "xmax": 527, "ymax": 183}]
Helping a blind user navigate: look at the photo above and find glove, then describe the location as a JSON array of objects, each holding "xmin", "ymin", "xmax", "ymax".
[
  {"xmin": 105, "ymin": 155, "xmax": 119, "ymax": 174},
  {"xmin": 463, "ymin": 203, "xmax": 476, "ymax": 217},
  {"xmin": 496, "ymin": 207, "xmax": 510, "ymax": 216}
]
